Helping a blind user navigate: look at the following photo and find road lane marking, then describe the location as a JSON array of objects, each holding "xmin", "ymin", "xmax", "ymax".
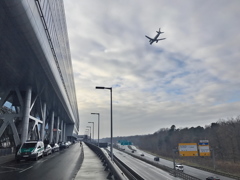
[{"xmin": 19, "ymin": 166, "xmax": 33, "ymax": 173}]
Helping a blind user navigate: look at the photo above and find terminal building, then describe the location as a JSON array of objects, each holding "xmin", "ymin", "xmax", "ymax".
[{"xmin": 0, "ymin": 0, "xmax": 79, "ymax": 152}]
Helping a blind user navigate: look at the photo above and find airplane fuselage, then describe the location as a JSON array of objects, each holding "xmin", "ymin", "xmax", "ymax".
[
  {"xmin": 153, "ymin": 33, "xmax": 160, "ymax": 40},
  {"xmin": 145, "ymin": 28, "xmax": 166, "ymax": 45}
]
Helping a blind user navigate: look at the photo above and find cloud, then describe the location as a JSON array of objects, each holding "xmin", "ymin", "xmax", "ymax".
[{"xmin": 64, "ymin": 0, "xmax": 240, "ymax": 137}]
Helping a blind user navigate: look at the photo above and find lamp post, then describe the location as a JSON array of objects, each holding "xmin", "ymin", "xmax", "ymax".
[
  {"xmin": 85, "ymin": 129, "xmax": 89, "ymax": 141},
  {"xmin": 172, "ymin": 148, "xmax": 178, "ymax": 177},
  {"xmin": 87, "ymin": 126, "xmax": 91, "ymax": 142},
  {"xmin": 88, "ymin": 122, "xmax": 94, "ymax": 142},
  {"xmin": 96, "ymin": 86, "xmax": 113, "ymax": 161},
  {"xmin": 91, "ymin": 113, "xmax": 100, "ymax": 147}
]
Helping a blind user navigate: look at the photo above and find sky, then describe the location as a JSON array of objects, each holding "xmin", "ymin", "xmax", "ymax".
[{"xmin": 63, "ymin": 0, "xmax": 240, "ymax": 139}]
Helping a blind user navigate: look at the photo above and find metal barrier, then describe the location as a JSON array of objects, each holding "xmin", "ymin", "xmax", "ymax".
[
  {"xmin": 84, "ymin": 142, "xmax": 128, "ymax": 180},
  {"xmin": 0, "ymin": 148, "xmax": 14, "ymax": 156},
  {"xmin": 188, "ymin": 165, "xmax": 240, "ymax": 180},
  {"xmin": 113, "ymin": 153, "xmax": 144, "ymax": 180}
]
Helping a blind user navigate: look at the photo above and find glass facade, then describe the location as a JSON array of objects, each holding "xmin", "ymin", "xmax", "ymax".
[
  {"xmin": 35, "ymin": 0, "xmax": 79, "ymax": 131},
  {"xmin": 0, "ymin": 0, "xmax": 79, "ymax": 145}
]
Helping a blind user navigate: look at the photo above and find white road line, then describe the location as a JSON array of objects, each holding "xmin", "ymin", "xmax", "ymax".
[{"xmin": 19, "ymin": 166, "xmax": 33, "ymax": 173}]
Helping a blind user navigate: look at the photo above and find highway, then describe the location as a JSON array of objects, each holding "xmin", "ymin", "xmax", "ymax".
[
  {"xmin": 113, "ymin": 148, "xmax": 181, "ymax": 180},
  {"xmin": 0, "ymin": 143, "xmax": 82, "ymax": 180},
  {"xmin": 121, "ymin": 145, "xmax": 234, "ymax": 180}
]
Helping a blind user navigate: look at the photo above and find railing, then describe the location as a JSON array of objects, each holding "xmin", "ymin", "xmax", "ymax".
[
  {"xmin": 188, "ymin": 165, "xmax": 240, "ymax": 180},
  {"xmin": 112, "ymin": 153, "xmax": 144, "ymax": 180},
  {"xmin": 84, "ymin": 142, "xmax": 128, "ymax": 180},
  {"xmin": 0, "ymin": 148, "xmax": 14, "ymax": 156}
]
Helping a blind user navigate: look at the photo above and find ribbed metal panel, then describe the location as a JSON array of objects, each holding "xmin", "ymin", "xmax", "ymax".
[{"xmin": 0, "ymin": 0, "xmax": 79, "ymax": 133}]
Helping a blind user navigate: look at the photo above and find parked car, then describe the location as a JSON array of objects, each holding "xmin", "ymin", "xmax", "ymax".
[
  {"xmin": 66, "ymin": 141, "xmax": 71, "ymax": 147},
  {"xmin": 64, "ymin": 142, "xmax": 69, "ymax": 148},
  {"xmin": 43, "ymin": 144, "xmax": 52, "ymax": 156},
  {"xmin": 16, "ymin": 140, "xmax": 44, "ymax": 161},
  {"xmin": 154, "ymin": 156, "xmax": 160, "ymax": 161},
  {"xmin": 206, "ymin": 176, "xmax": 220, "ymax": 180},
  {"xmin": 175, "ymin": 164, "xmax": 184, "ymax": 172},
  {"xmin": 59, "ymin": 142, "xmax": 67, "ymax": 149},
  {"xmin": 140, "ymin": 153, "xmax": 144, "ymax": 156},
  {"xmin": 50, "ymin": 143, "xmax": 59, "ymax": 152},
  {"xmin": 67, "ymin": 141, "xmax": 72, "ymax": 146}
]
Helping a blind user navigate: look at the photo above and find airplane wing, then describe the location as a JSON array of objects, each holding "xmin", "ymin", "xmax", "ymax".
[
  {"xmin": 145, "ymin": 35, "xmax": 153, "ymax": 40},
  {"xmin": 157, "ymin": 38, "xmax": 166, "ymax": 41}
]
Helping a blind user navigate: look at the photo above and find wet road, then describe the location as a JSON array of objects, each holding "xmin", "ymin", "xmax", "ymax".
[{"xmin": 0, "ymin": 143, "xmax": 82, "ymax": 180}]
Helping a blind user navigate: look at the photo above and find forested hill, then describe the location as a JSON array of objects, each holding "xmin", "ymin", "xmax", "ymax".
[{"xmin": 109, "ymin": 116, "xmax": 240, "ymax": 164}]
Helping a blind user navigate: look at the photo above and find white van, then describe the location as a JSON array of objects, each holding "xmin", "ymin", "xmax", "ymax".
[{"xmin": 16, "ymin": 141, "xmax": 44, "ymax": 161}]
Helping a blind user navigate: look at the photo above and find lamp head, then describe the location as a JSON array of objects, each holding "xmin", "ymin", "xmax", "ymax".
[{"xmin": 96, "ymin": 86, "xmax": 105, "ymax": 89}]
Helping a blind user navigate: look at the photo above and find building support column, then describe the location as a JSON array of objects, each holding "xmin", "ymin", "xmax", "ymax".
[
  {"xmin": 56, "ymin": 117, "xmax": 59, "ymax": 143},
  {"xmin": 50, "ymin": 111, "xmax": 54, "ymax": 143},
  {"xmin": 63, "ymin": 123, "xmax": 66, "ymax": 142},
  {"xmin": 40, "ymin": 103, "xmax": 46, "ymax": 141},
  {"xmin": 60, "ymin": 120, "xmax": 63, "ymax": 142},
  {"xmin": 21, "ymin": 86, "xmax": 32, "ymax": 144}
]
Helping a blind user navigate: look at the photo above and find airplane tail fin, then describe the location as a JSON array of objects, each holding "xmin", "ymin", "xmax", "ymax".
[{"xmin": 156, "ymin": 28, "xmax": 164, "ymax": 34}]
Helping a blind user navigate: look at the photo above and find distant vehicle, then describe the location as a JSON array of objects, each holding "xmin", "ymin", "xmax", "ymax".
[
  {"xmin": 66, "ymin": 141, "xmax": 71, "ymax": 147},
  {"xmin": 59, "ymin": 142, "xmax": 67, "ymax": 149},
  {"xmin": 145, "ymin": 28, "xmax": 166, "ymax": 45},
  {"xmin": 132, "ymin": 150, "xmax": 134, "ymax": 153},
  {"xmin": 175, "ymin": 164, "xmax": 184, "ymax": 172},
  {"xmin": 50, "ymin": 143, "xmax": 59, "ymax": 152},
  {"xmin": 206, "ymin": 176, "xmax": 220, "ymax": 180},
  {"xmin": 140, "ymin": 153, "xmax": 144, "ymax": 156},
  {"xmin": 154, "ymin": 156, "xmax": 160, "ymax": 161},
  {"xmin": 43, "ymin": 144, "xmax": 52, "ymax": 156},
  {"xmin": 16, "ymin": 140, "xmax": 44, "ymax": 161}
]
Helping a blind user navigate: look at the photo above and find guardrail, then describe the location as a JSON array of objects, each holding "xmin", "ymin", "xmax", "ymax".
[
  {"xmin": 0, "ymin": 148, "xmax": 14, "ymax": 156},
  {"xmin": 105, "ymin": 148, "xmax": 144, "ymax": 180},
  {"xmin": 84, "ymin": 142, "xmax": 128, "ymax": 180},
  {"xmin": 188, "ymin": 165, "xmax": 240, "ymax": 180}
]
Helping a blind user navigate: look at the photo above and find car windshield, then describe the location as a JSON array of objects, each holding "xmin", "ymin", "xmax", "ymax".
[{"xmin": 22, "ymin": 143, "xmax": 36, "ymax": 149}]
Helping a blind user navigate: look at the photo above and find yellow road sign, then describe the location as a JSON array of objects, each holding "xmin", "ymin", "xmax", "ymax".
[{"xmin": 178, "ymin": 143, "xmax": 198, "ymax": 156}]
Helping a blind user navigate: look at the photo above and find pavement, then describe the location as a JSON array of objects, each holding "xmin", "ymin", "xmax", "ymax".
[
  {"xmin": 0, "ymin": 142, "xmax": 109, "ymax": 180},
  {"xmin": 75, "ymin": 142, "xmax": 109, "ymax": 180}
]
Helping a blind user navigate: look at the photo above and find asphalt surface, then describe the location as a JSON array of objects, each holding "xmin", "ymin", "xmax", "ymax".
[
  {"xmin": 0, "ymin": 143, "xmax": 83, "ymax": 180},
  {"xmin": 123, "ymin": 145, "xmax": 235, "ymax": 180},
  {"xmin": 114, "ymin": 148, "xmax": 181, "ymax": 180}
]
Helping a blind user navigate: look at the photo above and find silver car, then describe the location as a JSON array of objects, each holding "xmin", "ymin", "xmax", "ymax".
[{"xmin": 43, "ymin": 144, "xmax": 52, "ymax": 156}]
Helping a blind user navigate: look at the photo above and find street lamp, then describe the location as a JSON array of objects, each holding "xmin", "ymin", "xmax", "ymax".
[
  {"xmin": 91, "ymin": 113, "xmax": 100, "ymax": 147},
  {"xmin": 88, "ymin": 122, "xmax": 94, "ymax": 142},
  {"xmin": 87, "ymin": 126, "xmax": 91, "ymax": 141},
  {"xmin": 96, "ymin": 86, "xmax": 113, "ymax": 161},
  {"xmin": 85, "ymin": 129, "xmax": 89, "ymax": 141}
]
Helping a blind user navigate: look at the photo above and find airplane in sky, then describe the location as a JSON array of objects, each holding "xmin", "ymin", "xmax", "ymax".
[{"xmin": 145, "ymin": 28, "xmax": 166, "ymax": 45}]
